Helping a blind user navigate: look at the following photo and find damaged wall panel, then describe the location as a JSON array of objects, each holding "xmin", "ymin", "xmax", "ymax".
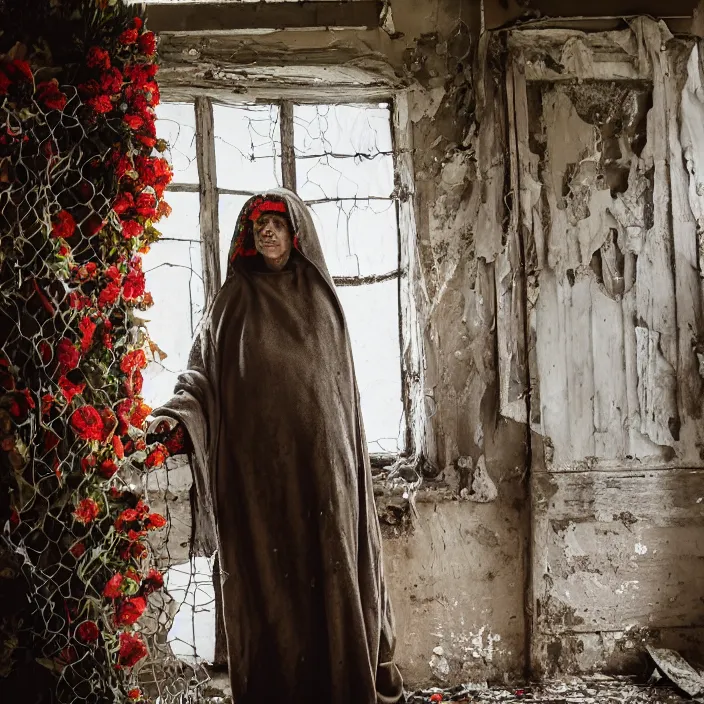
[
  {"xmin": 531, "ymin": 469, "xmax": 704, "ymax": 675},
  {"xmin": 506, "ymin": 18, "xmax": 704, "ymax": 677},
  {"xmin": 506, "ymin": 19, "xmax": 704, "ymax": 472}
]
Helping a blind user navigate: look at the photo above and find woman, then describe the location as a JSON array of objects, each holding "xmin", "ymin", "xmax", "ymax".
[{"xmin": 150, "ymin": 189, "xmax": 405, "ymax": 703}]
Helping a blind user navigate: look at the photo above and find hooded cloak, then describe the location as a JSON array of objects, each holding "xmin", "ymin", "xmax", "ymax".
[{"xmin": 153, "ymin": 188, "xmax": 405, "ymax": 704}]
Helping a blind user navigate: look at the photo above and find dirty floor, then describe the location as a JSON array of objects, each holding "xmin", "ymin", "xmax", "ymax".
[
  {"xmin": 200, "ymin": 674, "xmax": 693, "ymax": 702},
  {"xmin": 407, "ymin": 676, "xmax": 692, "ymax": 703}
]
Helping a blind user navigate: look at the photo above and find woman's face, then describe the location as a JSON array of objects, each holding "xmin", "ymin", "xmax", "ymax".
[{"xmin": 253, "ymin": 213, "xmax": 293, "ymax": 267}]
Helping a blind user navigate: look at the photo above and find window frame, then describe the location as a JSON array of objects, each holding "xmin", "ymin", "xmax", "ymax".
[{"xmin": 161, "ymin": 93, "xmax": 415, "ymax": 462}]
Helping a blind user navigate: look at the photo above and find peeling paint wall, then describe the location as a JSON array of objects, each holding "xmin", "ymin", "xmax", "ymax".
[{"xmin": 504, "ymin": 18, "xmax": 704, "ymax": 677}]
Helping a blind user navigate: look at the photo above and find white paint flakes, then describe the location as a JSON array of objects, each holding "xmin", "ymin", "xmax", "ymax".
[{"xmin": 615, "ymin": 580, "xmax": 640, "ymax": 595}]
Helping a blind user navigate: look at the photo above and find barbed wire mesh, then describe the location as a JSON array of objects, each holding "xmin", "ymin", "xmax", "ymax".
[{"xmin": 0, "ymin": 1, "xmax": 213, "ymax": 702}]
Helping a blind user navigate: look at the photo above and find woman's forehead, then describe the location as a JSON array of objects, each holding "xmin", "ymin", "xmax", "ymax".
[{"xmin": 254, "ymin": 213, "xmax": 288, "ymax": 224}]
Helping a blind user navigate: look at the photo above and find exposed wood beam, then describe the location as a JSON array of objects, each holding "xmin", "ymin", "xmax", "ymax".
[
  {"xmin": 485, "ymin": 0, "xmax": 698, "ymax": 30},
  {"xmin": 527, "ymin": 0, "xmax": 698, "ymax": 16},
  {"xmin": 280, "ymin": 101, "xmax": 297, "ymax": 192},
  {"xmin": 143, "ymin": 1, "xmax": 383, "ymax": 34},
  {"xmin": 194, "ymin": 97, "xmax": 222, "ymax": 299}
]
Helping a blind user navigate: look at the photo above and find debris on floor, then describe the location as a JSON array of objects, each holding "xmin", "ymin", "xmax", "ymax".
[
  {"xmin": 197, "ymin": 673, "xmax": 696, "ymax": 703},
  {"xmin": 406, "ymin": 675, "xmax": 694, "ymax": 703},
  {"xmin": 646, "ymin": 646, "xmax": 704, "ymax": 698}
]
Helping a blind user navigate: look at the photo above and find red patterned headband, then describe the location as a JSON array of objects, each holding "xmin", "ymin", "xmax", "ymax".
[{"xmin": 249, "ymin": 200, "xmax": 288, "ymax": 222}]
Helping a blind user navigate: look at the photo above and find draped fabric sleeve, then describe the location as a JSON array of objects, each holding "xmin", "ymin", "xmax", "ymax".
[{"xmin": 152, "ymin": 326, "xmax": 219, "ymax": 557}]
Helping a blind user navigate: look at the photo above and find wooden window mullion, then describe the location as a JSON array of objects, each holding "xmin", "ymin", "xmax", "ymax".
[
  {"xmin": 280, "ymin": 101, "xmax": 297, "ymax": 192},
  {"xmin": 195, "ymin": 96, "xmax": 222, "ymax": 298}
]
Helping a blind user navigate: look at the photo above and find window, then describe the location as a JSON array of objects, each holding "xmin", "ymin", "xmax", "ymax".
[
  {"xmin": 143, "ymin": 98, "xmax": 406, "ymax": 455},
  {"xmin": 144, "ymin": 97, "xmax": 411, "ymax": 664}
]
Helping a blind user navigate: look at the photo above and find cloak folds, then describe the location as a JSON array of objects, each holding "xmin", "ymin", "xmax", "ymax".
[{"xmin": 154, "ymin": 189, "xmax": 405, "ymax": 703}]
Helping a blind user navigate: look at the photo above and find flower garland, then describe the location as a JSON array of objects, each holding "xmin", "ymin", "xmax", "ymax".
[{"xmin": 0, "ymin": 0, "xmax": 172, "ymax": 701}]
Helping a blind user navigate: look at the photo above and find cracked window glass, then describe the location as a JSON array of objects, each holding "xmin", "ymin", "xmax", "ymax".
[
  {"xmin": 155, "ymin": 102, "xmax": 199, "ymax": 184},
  {"xmin": 213, "ymin": 103, "xmax": 282, "ymax": 193}
]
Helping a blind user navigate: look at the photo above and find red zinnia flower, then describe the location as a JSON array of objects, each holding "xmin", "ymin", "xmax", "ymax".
[
  {"xmin": 99, "ymin": 459, "xmax": 119, "ymax": 479},
  {"xmin": 116, "ymin": 399, "xmax": 134, "ymax": 434},
  {"xmin": 113, "ymin": 434, "xmax": 125, "ymax": 459},
  {"xmin": 119, "ymin": 28, "xmax": 139, "ymax": 46},
  {"xmin": 69, "ymin": 292, "xmax": 91, "ymax": 310},
  {"xmin": 87, "ymin": 95, "xmax": 113, "ymax": 114},
  {"xmin": 134, "ymin": 156, "xmax": 172, "ymax": 198},
  {"xmin": 115, "ymin": 596, "xmax": 147, "ymax": 626},
  {"xmin": 135, "ymin": 500, "xmax": 150, "ymax": 519},
  {"xmin": 105, "ymin": 265, "xmax": 123, "ymax": 283},
  {"xmin": 103, "ymin": 573, "xmax": 124, "ymax": 599},
  {"xmin": 57, "ymin": 338, "xmax": 80, "ymax": 372},
  {"xmin": 125, "ymin": 369, "xmax": 144, "ymax": 398},
  {"xmin": 122, "ymin": 269, "xmax": 145, "ymax": 300},
  {"xmin": 116, "ymin": 508, "xmax": 140, "ymax": 532},
  {"xmin": 70, "ymin": 406, "xmax": 104, "ymax": 441},
  {"xmin": 118, "ymin": 632, "xmax": 147, "ymax": 668},
  {"xmin": 73, "ymin": 262, "xmax": 98, "ymax": 282},
  {"xmin": 145, "ymin": 512, "xmax": 166, "ymax": 530},
  {"xmin": 124, "ymin": 113, "xmax": 144, "ymax": 130},
  {"xmin": 113, "ymin": 192, "xmax": 134, "ymax": 216},
  {"xmin": 98, "ymin": 282, "xmax": 121, "ymax": 309},
  {"xmin": 120, "ymin": 350, "xmax": 147, "ymax": 375},
  {"xmin": 79, "ymin": 316, "xmax": 97, "ymax": 353},
  {"xmin": 141, "ymin": 568, "xmax": 164, "ymax": 595},
  {"xmin": 135, "ymin": 192, "xmax": 157, "ymax": 218},
  {"xmin": 51, "ymin": 210, "xmax": 76, "ymax": 239},
  {"xmin": 81, "ymin": 455, "xmax": 97, "ymax": 474},
  {"xmin": 144, "ymin": 446, "xmax": 167, "ymax": 470},
  {"xmin": 137, "ymin": 134, "xmax": 157, "ymax": 149},
  {"xmin": 58, "ymin": 375, "xmax": 86, "ymax": 404},
  {"xmin": 99, "ymin": 67, "xmax": 123, "ymax": 95},
  {"xmin": 156, "ymin": 199, "xmax": 172, "ymax": 222},
  {"xmin": 138, "ymin": 31, "xmax": 157, "ymax": 57},
  {"xmin": 124, "ymin": 62, "xmax": 157, "ymax": 87},
  {"xmin": 131, "ymin": 541, "xmax": 148, "ymax": 560},
  {"xmin": 76, "ymin": 620, "xmax": 100, "ymax": 643},
  {"xmin": 129, "ymin": 400, "xmax": 151, "ymax": 429},
  {"xmin": 128, "ymin": 688, "xmax": 143, "ymax": 701},
  {"xmin": 73, "ymin": 497, "xmax": 100, "ymax": 524},
  {"xmin": 112, "ymin": 151, "xmax": 133, "ymax": 180},
  {"xmin": 6, "ymin": 59, "xmax": 33, "ymax": 83},
  {"xmin": 121, "ymin": 220, "xmax": 144, "ymax": 239},
  {"xmin": 86, "ymin": 47, "xmax": 110, "ymax": 71},
  {"xmin": 36, "ymin": 79, "xmax": 67, "ymax": 111},
  {"xmin": 69, "ymin": 542, "xmax": 86, "ymax": 558}
]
